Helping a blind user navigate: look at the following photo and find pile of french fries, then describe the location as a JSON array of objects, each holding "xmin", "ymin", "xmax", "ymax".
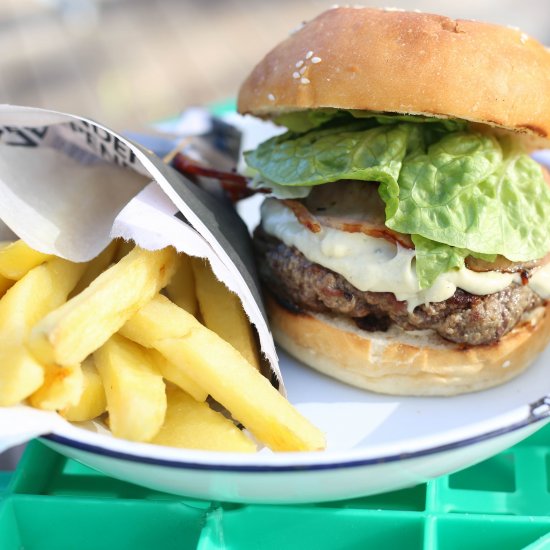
[{"xmin": 0, "ymin": 239, "xmax": 325, "ymax": 453}]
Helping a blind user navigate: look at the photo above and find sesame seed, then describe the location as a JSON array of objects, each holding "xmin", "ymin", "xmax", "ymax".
[
  {"xmin": 520, "ymin": 32, "xmax": 528, "ymax": 44},
  {"xmin": 311, "ymin": 56, "xmax": 322, "ymax": 64},
  {"xmin": 306, "ymin": 51, "xmax": 313, "ymax": 59},
  {"xmin": 292, "ymin": 71, "xmax": 300, "ymax": 79},
  {"xmin": 295, "ymin": 60, "xmax": 304, "ymax": 68},
  {"xmin": 299, "ymin": 66, "xmax": 307, "ymax": 75},
  {"xmin": 267, "ymin": 93, "xmax": 275, "ymax": 101},
  {"xmin": 300, "ymin": 77, "xmax": 310, "ymax": 84}
]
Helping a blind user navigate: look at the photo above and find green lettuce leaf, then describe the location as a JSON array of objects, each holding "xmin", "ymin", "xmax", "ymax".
[
  {"xmin": 273, "ymin": 109, "xmax": 342, "ymax": 132},
  {"xmin": 411, "ymin": 236, "xmax": 498, "ymax": 289},
  {"xmin": 273, "ymin": 108, "xmax": 468, "ymax": 132},
  {"xmin": 246, "ymin": 113, "xmax": 550, "ymax": 289},
  {"xmin": 348, "ymin": 110, "xmax": 468, "ymax": 132},
  {"xmin": 382, "ymin": 133, "xmax": 550, "ymax": 262},
  {"xmin": 245, "ymin": 121, "xmax": 419, "ymax": 187},
  {"xmin": 411, "ymin": 235, "xmax": 469, "ymax": 289},
  {"xmin": 249, "ymin": 174, "xmax": 312, "ymax": 199}
]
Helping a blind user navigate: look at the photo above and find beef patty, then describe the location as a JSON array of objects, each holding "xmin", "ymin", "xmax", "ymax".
[{"xmin": 254, "ymin": 229, "xmax": 543, "ymax": 346}]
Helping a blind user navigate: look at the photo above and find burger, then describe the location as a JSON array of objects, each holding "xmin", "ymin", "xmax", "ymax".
[{"xmin": 237, "ymin": 7, "xmax": 550, "ymax": 396}]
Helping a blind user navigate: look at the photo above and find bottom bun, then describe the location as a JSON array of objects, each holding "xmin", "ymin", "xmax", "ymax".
[{"xmin": 268, "ymin": 296, "xmax": 550, "ymax": 396}]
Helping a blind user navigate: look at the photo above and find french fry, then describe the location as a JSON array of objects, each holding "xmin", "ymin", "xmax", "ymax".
[
  {"xmin": 0, "ymin": 240, "xmax": 52, "ymax": 280},
  {"xmin": 28, "ymin": 246, "xmax": 178, "ymax": 367},
  {"xmin": 191, "ymin": 258, "xmax": 260, "ymax": 370},
  {"xmin": 148, "ymin": 348, "xmax": 207, "ymax": 402},
  {"xmin": 152, "ymin": 385, "xmax": 256, "ymax": 452},
  {"xmin": 0, "ymin": 257, "xmax": 86, "ymax": 334},
  {"xmin": 94, "ymin": 334, "xmax": 166, "ymax": 442},
  {"xmin": 0, "ymin": 257, "xmax": 87, "ymax": 406},
  {"xmin": 29, "ymin": 363, "xmax": 84, "ymax": 411},
  {"xmin": 164, "ymin": 252, "xmax": 197, "ymax": 316},
  {"xmin": 0, "ymin": 346, "xmax": 44, "ymax": 407},
  {"xmin": 69, "ymin": 240, "xmax": 119, "ymax": 298},
  {"xmin": 0, "ymin": 239, "xmax": 325, "ymax": 453},
  {"xmin": 0, "ymin": 274, "xmax": 13, "ymax": 298},
  {"xmin": 59, "ymin": 357, "xmax": 106, "ymax": 422},
  {"xmin": 120, "ymin": 294, "xmax": 326, "ymax": 452},
  {"xmin": 0, "ymin": 241, "xmax": 14, "ymax": 297}
]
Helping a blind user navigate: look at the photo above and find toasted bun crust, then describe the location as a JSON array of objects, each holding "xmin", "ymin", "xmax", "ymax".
[
  {"xmin": 238, "ymin": 8, "xmax": 550, "ymax": 143},
  {"xmin": 268, "ymin": 297, "xmax": 550, "ymax": 396}
]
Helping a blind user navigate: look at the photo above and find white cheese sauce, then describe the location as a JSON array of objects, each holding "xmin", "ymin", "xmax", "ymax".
[
  {"xmin": 528, "ymin": 263, "xmax": 550, "ymax": 299},
  {"xmin": 261, "ymin": 198, "xmax": 549, "ymax": 310}
]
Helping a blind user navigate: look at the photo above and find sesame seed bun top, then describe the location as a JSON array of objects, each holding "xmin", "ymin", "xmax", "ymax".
[{"xmin": 237, "ymin": 7, "xmax": 550, "ymax": 146}]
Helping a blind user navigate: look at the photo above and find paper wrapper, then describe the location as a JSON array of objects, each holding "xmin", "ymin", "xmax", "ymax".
[{"xmin": 0, "ymin": 105, "xmax": 280, "ymax": 453}]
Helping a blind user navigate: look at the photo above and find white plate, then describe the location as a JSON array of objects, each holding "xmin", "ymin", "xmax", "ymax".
[
  {"xmin": 41, "ymin": 345, "xmax": 550, "ymax": 504},
  {"xmin": 38, "ymin": 127, "xmax": 550, "ymax": 504}
]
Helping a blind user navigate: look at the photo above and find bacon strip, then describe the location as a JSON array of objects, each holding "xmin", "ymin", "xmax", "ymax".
[
  {"xmin": 172, "ymin": 153, "xmax": 248, "ymax": 185},
  {"xmin": 317, "ymin": 215, "xmax": 414, "ymax": 248},
  {"xmin": 281, "ymin": 200, "xmax": 322, "ymax": 233},
  {"xmin": 171, "ymin": 153, "xmax": 263, "ymax": 202},
  {"xmin": 281, "ymin": 199, "xmax": 414, "ymax": 248},
  {"xmin": 465, "ymin": 252, "xmax": 550, "ymax": 273}
]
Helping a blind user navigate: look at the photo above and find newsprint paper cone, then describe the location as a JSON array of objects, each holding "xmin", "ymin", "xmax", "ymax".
[{"xmin": 0, "ymin": 105, "xmax": 280, "ymax": 452}]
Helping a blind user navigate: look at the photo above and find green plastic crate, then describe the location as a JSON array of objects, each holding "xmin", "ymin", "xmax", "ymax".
[{"xmin": 3, "ymin": 427, "xmax": 550, "ymax": 550}]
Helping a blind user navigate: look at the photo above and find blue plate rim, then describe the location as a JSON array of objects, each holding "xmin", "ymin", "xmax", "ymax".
[{"xmin": 42, "ymin": 410, "xmax": 548, "ymax": 473}]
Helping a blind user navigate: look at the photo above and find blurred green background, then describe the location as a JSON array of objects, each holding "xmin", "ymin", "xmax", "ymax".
[{"xmin": 1, "ymin": 0, "xmax": 549, "ymax": 131}]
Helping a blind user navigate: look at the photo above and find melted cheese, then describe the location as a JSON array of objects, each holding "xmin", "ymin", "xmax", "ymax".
[
  {"xmin": 528, "ymin": 263, "xmax": 550, "ymax": 299},
  {"xmin": 261, "ymin": 198, "xmax": 532, "ymax": 310}
]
